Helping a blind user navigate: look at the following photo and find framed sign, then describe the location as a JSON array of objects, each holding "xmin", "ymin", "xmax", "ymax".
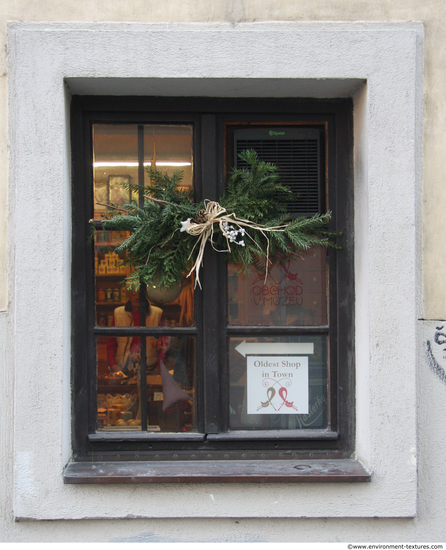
[{"xmin": 247, "ymin": 355, "xmax": 309, "ymax": 415}]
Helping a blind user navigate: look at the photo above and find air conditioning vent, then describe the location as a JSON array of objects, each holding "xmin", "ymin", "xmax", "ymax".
[{"xmin": 234, "ymin": 128, "xmax": 322, "ymax": 216}]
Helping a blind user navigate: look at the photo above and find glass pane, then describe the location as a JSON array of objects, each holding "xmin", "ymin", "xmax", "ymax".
[
  {"xmin": 95, "ymin": 230, "xmax": 132, "ymax": 327},
  {"xmin": 145, "ymin": 277, "xmax": 195, "ymax": 327},
  {"xmin": 93, "ymin": 124, "xmax": 138, "ymax": 219},
  {"xmin": 228, "ymin": 248, "xmax": 327, "ymax": 326},
  {"xmin": 97, "ymin": 336, "xmax": 141, "ymax": 431},
  {"xmin": 228, "ymin": 335, "xmax": 328, "ymax": 431},
  {"xmin": 143, "ymin": 124, "xmax": 195, "ymax": 323},
  {"xmin": 143, "ymin": 125, "xmax": 193, "ymax": 189},
  {"xmin": 97, "ymin": 336, "xmax": 196, "ymax": 432},
  {"xmin": 95, "ymin": 229, "xmax": 195, "ymax": 327},
  {"xmin": 147, "ymin": 336, "xmax": 196, "ymax": 433}
]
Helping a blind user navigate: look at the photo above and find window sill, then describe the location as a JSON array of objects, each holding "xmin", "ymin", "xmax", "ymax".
[{"xmin": 64, "ymin": 458, "xmax": 371, "ymax": 484}]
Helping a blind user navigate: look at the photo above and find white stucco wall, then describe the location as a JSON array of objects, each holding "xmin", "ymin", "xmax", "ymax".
[{"xmin": 0, "ymin": 1, "xmax": 446, "ymax": 544}]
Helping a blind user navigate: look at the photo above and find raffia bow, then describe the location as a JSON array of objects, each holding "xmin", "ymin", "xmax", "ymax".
[{"xmin": 180, "ymin": 200, "xmax": 288, "ymax": 289}]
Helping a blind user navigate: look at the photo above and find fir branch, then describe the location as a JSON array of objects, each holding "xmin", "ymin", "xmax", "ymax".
[{"xmin": 97, "ymin": 150, "xmax": 341, "ymax": 290}]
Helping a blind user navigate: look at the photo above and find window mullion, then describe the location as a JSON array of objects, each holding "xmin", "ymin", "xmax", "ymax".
[
  {"xmin": 200, "ymin": 114, "xmax": 225, "ymax": 434},
  {"xmin": 137, "ymin": 125, "xmax": 148, "ymax": 432}
]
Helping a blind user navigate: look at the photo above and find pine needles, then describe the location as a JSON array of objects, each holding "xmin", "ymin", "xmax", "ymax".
[{"xmin": 98, "ymin": 150, "xmax": 340, "ymax": 290}]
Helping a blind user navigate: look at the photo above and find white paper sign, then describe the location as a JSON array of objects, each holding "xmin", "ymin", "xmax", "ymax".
[{"xmin": 246, "ymin": 356, "xmax": 309, "ymax": 415}]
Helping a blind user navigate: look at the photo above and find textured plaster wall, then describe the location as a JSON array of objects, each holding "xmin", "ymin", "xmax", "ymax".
[{"xmin": 0, "ymin": 0, "xmax": 445, "ymax": 544}]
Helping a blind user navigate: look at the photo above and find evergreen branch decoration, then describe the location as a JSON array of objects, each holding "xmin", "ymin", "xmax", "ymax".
[{"xmin": 96, "ymin": 150, "xmax": 341, "ymax": 290}]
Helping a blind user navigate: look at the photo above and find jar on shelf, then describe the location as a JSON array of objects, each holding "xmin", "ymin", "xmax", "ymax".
[{"xmin": 97, "ymin": 288, "xmax": 106, "ymax": 302}]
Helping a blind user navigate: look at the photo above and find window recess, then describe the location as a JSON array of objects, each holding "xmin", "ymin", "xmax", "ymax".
[{"xmin": 68, "ymin": 96, "xmax": 366, "ymax": 482}]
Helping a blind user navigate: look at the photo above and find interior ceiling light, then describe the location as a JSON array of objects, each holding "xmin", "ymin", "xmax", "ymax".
[{"xmin": 93, "ymin": 161, "xmax": 192, "ymax": 167}]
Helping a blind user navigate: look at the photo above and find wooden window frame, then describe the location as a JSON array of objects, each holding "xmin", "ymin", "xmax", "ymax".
[{"xmin": 67, "ymin": 95, "xmax": 366, "ymax": 483}]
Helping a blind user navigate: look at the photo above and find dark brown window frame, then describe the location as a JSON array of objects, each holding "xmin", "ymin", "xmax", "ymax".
[{"xmin": 66, "ymin": 96, "xmax": 368, "ymax": 483}]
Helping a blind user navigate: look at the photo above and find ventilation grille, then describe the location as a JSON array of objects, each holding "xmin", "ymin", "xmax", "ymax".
[{"xmin": 235, "ymin": 133, "xmax": 321, "ymax": 216}]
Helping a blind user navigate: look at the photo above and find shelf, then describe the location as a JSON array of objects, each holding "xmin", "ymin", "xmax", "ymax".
[
  {"xmin": 96, "ymin": 241, "xmax": 127, "ymax": 247},
  {"xmin": 95, "ymin": 274, "xmax": 127, "ymax": 279}
]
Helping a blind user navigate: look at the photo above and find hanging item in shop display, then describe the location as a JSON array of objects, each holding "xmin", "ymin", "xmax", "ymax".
[
  {"xmin": 145, "ymin": 278, "xmax": 183, "ymax": 305},
  {"xmin": 92, "ymin": 150, "xmax": 341, "ymax": 291}
]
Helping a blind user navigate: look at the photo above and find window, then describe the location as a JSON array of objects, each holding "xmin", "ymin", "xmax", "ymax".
[
  {"xmin": 69, "ymin": 96, "xmax": 362, "ymax": 481},
  {"xmin": 10, "ymin": 20, "xmax": 420, "ymax": 514}
]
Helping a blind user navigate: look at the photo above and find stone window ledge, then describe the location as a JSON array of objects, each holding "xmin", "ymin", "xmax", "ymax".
[{"xmin": 64, "ymin": 459, "xmax": 371, "ymax": 484}]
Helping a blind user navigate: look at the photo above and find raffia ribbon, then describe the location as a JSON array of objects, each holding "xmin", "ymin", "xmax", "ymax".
[{"xmin": 180, "ymin": 200, "xmax": 288, "ymax": 289}]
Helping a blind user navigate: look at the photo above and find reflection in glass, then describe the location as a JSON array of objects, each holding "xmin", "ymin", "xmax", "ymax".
[
  {"xmin": 228, "ymin": 249, "xmax": 327, "ymax": 326},
  {"xmin": 97, "ymin": 336, "xmax": 196, "ymax": 432},
  {"xmin": 93, "ymin": 125, "xmax": 138, "ymax": 219},
  {"xmin": 144, "ymin": 125, "xmax": 193, "ymax": 188},
  {"xmin": 147, "ymin": 336, "xmax": 196, "ymax": 433},
  {"xmin": 228, "ymin": 335, "xmax": 328, "ymax": 431}
]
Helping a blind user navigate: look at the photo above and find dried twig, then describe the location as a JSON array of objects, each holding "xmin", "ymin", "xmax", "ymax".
[
  {"xmin": 143, "ymin": 195, "xmax": 170, "ymax": 206},
  {"xmin": 95, "ymin": 201, "xmax": 129, "ymax": 213}
]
